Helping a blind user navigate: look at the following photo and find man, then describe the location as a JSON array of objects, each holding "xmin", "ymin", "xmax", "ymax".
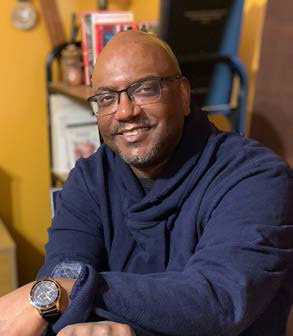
[{"xmin": 0, "ymin": 30, "xmax": 293, "ymax": 336}]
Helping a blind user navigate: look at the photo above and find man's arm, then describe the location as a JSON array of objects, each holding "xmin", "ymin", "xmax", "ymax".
[
  {"xmin": 0, "ymin": 279, "xmax": 75, "ymax": 336},
  {"xmin": 37, "ymin": 158, "xmax": 107, "ymax": 279}
]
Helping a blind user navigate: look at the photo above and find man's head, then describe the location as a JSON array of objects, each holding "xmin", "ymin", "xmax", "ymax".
[{"xmin": 91, "ymin": 30, "xmax": 190, "ymax": 178}]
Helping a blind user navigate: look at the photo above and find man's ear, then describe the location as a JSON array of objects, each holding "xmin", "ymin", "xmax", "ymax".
[{"xmin": 180, "ymin": 77, "xmax": 191, "ymax": 116}]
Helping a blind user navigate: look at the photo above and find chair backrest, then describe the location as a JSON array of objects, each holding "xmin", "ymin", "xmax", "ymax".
[
  {"xmin": 159, "ymin": 0, "xmax": 247, "ymax": 133},
  {"xmin": 205, "ymin": 0, "xmax": 244, "ymax": 106}
]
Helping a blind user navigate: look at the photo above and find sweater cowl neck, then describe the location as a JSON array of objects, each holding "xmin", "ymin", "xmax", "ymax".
[{"xmin": 108, "ymin": 107, "xmax": 213, "ymax": 226}]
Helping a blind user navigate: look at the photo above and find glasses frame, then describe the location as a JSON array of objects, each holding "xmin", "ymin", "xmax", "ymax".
[{"xmin": 87, "ymin": 74, "xmax": 182, "ymax": 116}]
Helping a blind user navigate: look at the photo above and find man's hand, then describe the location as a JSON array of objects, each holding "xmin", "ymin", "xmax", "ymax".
[
  {"xmin": 0, "ymin": 278, "xmax": 75, "ymax": 336},
  {"xmin": 57, "ymin": 321, "xmax": 136, "ymax": 336}
]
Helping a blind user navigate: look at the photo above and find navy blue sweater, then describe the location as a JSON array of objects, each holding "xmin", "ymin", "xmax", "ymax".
[{"xmin": 39, "ymin": 110, "xmax": 293, "ymax": 336}]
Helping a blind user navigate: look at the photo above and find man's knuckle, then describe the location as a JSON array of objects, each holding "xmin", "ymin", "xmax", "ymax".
[
  {"xmin": 118, "ymin": 323, "xmax": 134, "ymax": 336},
  {"xmin": 99, "ymin": 324, "xmax": 112, "ymax": 335}
]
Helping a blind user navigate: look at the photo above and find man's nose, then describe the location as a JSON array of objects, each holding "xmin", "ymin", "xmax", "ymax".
[{"xmin": 114, "ymin": 92, "xmax": 141, "ymax": 121}]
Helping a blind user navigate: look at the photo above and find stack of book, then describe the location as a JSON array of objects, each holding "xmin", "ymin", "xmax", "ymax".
[{"xmin": 81, "ymin": 11, "xmax": 158, "ymax": 85}]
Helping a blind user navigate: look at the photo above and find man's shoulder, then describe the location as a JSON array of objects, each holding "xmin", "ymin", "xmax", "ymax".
[
  {"xmin": 66, "ymin": 144, "xmax": 115, "ymax": 188},
  {"xmin": 209, "ymin": 130, "xmax": 289, "ymax": 170},
  {"xmin": 75, "ymin": 143, "xmax": 114, "ymax": 171},
  {"xmin": 200, "ymin": 129, "xmax": 292, "ymax": 189}
]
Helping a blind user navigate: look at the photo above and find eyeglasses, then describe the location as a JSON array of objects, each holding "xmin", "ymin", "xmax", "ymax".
[{"xmin": 87, "ymin": 75, "xmax": 182, "ymax": 116}]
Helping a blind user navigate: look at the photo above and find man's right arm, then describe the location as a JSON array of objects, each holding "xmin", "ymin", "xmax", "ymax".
[{"xmin": 0, "ymin": 278, "xmax": 74, "ymax": 336}]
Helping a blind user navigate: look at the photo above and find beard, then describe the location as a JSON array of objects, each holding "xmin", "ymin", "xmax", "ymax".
[
  {"xmin": 117, "ymin": 142, "xmax": 161, "ymax": 168},
  {"xmin": 107, "ymin": 114, "xmax": 167, "ymax": 168},
  {"xmin": 102, "ymin": 113, "xmax": 183, "ymax": 170}
]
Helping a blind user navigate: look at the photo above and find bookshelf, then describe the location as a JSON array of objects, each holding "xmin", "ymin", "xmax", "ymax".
[
  {"xmin": 46, "ymin": 42, "xmax": 100, "ymax": 187},
  {"xmin": 49, "ymin": 82, "xmax": 94, "ymax": 102},
  {"xmin": 48, "ymin": 83, "xmax": 94, "ymax": 185}
]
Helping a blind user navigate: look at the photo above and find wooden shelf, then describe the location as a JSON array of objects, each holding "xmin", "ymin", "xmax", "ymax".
[
  {"xmin": 53, "ymin": 171, "xmax": 69, "ymax": 185},
  {"xmin": 49, "ymin": 82, "xmax": 94, "ymax": 102}
]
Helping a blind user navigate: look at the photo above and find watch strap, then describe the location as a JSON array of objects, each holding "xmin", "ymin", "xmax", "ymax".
[{"xmin": 41, "ymin": 305, "xmax": 61, "ymax": 324}]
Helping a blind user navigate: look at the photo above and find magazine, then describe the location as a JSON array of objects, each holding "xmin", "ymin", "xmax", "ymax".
[{"xmin": 50, "ymin": 94, "xmax": 100, "ymax": 175}]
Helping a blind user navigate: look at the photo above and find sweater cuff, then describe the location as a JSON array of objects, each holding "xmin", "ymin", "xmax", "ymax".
[{"xmin": 51, "ymin": 264, "xmax": 98, "ymax": 333}]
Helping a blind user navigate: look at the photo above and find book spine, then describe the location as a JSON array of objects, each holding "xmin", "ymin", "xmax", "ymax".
[
  {"xmin": 93, "ymin": 23, "xmax": 102, "ymax": 64},
  {"xmin": 81, "ymin": 14, "xmax": 90, "ymax": 86},
  {"xmin": 86, "ymin": 15, "xmax": 94, "ymax": 84}
]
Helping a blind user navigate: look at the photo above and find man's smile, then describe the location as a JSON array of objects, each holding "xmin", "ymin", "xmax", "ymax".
[{"xmin": 116, "ymin": 126, "xmax": 155, "ymax": 143}]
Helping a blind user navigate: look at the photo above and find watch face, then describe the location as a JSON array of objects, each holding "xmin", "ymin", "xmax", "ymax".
[{"xmin": 30, "ymin": 280, "xmax": 60, "ymax": 309}]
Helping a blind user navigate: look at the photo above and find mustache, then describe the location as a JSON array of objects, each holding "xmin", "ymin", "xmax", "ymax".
[{"xmin": 111, "ymin": 116, "xmax": 155, "ymax": 136}]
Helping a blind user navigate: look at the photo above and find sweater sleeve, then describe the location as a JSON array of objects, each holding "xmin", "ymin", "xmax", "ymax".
[
  {"xmin": 37, "ymin": 159, "xmax": 107, "ymax": 278},
  {"xmin": 52, "ymin": 162, "xmax": 293, "ymax": 336}
]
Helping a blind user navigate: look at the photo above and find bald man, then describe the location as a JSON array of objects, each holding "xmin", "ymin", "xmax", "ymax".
[{"xmin": 1, "ymin": 31, "xmax": 293, "ymax": 336}]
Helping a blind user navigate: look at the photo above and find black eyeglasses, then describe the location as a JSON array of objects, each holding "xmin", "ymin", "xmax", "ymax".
[{"xmin": 87, "ymin": 75, "xmax": 182, "ymax": 116}]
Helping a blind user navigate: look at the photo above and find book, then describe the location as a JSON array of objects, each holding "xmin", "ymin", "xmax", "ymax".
[
  {"xmin": 94, "ymin": 22, "xmax": 137, "ymax": 58},
  {"xmin": 65, "ymin": 123, "xmax": 100, "ymax": 169},
  {"xmin": 81, "ymin": 13, "xmax": 93, "ymax": 86},
  {"xmin": 81, "ymin": 11, "xmax": 134, "ymax": 84},
  {"xmin": 91, "ymin": 11, "xmax": 134, "ymax": 64},
  {"xmin": 50, "ymin": 94, "xmax": 100, "ymax": 175}
]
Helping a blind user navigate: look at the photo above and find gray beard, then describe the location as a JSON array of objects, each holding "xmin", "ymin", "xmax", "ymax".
[{"xmin": 118, "ymin": 143, "xmax": 160, "ymax": 168}]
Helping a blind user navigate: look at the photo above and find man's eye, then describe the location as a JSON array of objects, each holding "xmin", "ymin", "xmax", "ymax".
[
  {"xmin": 97, "ymin": 93, "xmax": 116, "ymax": 106},
  {"xmin": 134, "ymin": 83, "xmax": 157, "ymax": 96}
]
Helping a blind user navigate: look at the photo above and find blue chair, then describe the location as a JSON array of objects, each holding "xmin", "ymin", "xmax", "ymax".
[{"xmin": 160, "ymin": 0, "xmax": 247, "ymax": 134}]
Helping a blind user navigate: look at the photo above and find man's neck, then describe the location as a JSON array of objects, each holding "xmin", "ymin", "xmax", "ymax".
[{"xmin": 130, "ymin": 159, "xmax": 168, "ymax": 179}]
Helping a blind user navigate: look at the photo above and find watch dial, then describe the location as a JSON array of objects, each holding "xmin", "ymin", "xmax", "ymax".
[{"xmin": 31, "ymin": 280, "xmax": 59, "ymax": 308}]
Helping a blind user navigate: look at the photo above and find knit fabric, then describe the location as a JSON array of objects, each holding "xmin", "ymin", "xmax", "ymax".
[{"xmin": 38, "ymin": 109, "xmax": 293, "ymax": 336}]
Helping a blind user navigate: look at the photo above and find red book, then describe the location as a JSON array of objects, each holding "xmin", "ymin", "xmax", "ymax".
[
  {"xmin": 80, "ymin": 11, "xmax": 135, "ymax": 83},
  {"xmin": 94, "ymin": 22, "xmax": 137, "ymax": 63}
]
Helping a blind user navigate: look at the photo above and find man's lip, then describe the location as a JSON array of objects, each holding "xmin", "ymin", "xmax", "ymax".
[
  {"xmin": 114, "ymin": 125, "xmax": 155, "ymax": 143},
  {"xmin": 116, "ymin": 125, "xmax": 154, "ymax": 135}
]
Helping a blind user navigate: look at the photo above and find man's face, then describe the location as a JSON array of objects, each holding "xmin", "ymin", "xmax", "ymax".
[{"xmin": 92, "ymin": 38, "xmax": 190, "ymax": 176}]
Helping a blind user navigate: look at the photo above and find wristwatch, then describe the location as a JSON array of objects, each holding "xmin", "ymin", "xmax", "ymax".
[{"xmin": 29, "ymin": 278, "xmax": 61, "ymax": 323}]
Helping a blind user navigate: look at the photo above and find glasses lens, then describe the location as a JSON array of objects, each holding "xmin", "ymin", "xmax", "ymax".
[
  {"xmin": 89, "ymin": 99, "xmax": 98, "ymax": 115},
  {"xmin": 130, "ymin": 79, "xmax": 161, "ymax": 106},
  {"xmin": 89, "ymin": 92, "xmax": 118, "ymax": 116}
]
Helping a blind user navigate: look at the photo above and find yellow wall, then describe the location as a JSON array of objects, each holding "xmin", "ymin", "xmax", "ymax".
[
  {"xmin": 0, "ymin": 0, "xmax": 266, "ymax": 286},
  {"xmin": 0, "ymin": 0, "xmax": 96, "ymax": 286},
  {"xmin": 0, "ymin": 0, "xmax": 50, "ymax": 286}
]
